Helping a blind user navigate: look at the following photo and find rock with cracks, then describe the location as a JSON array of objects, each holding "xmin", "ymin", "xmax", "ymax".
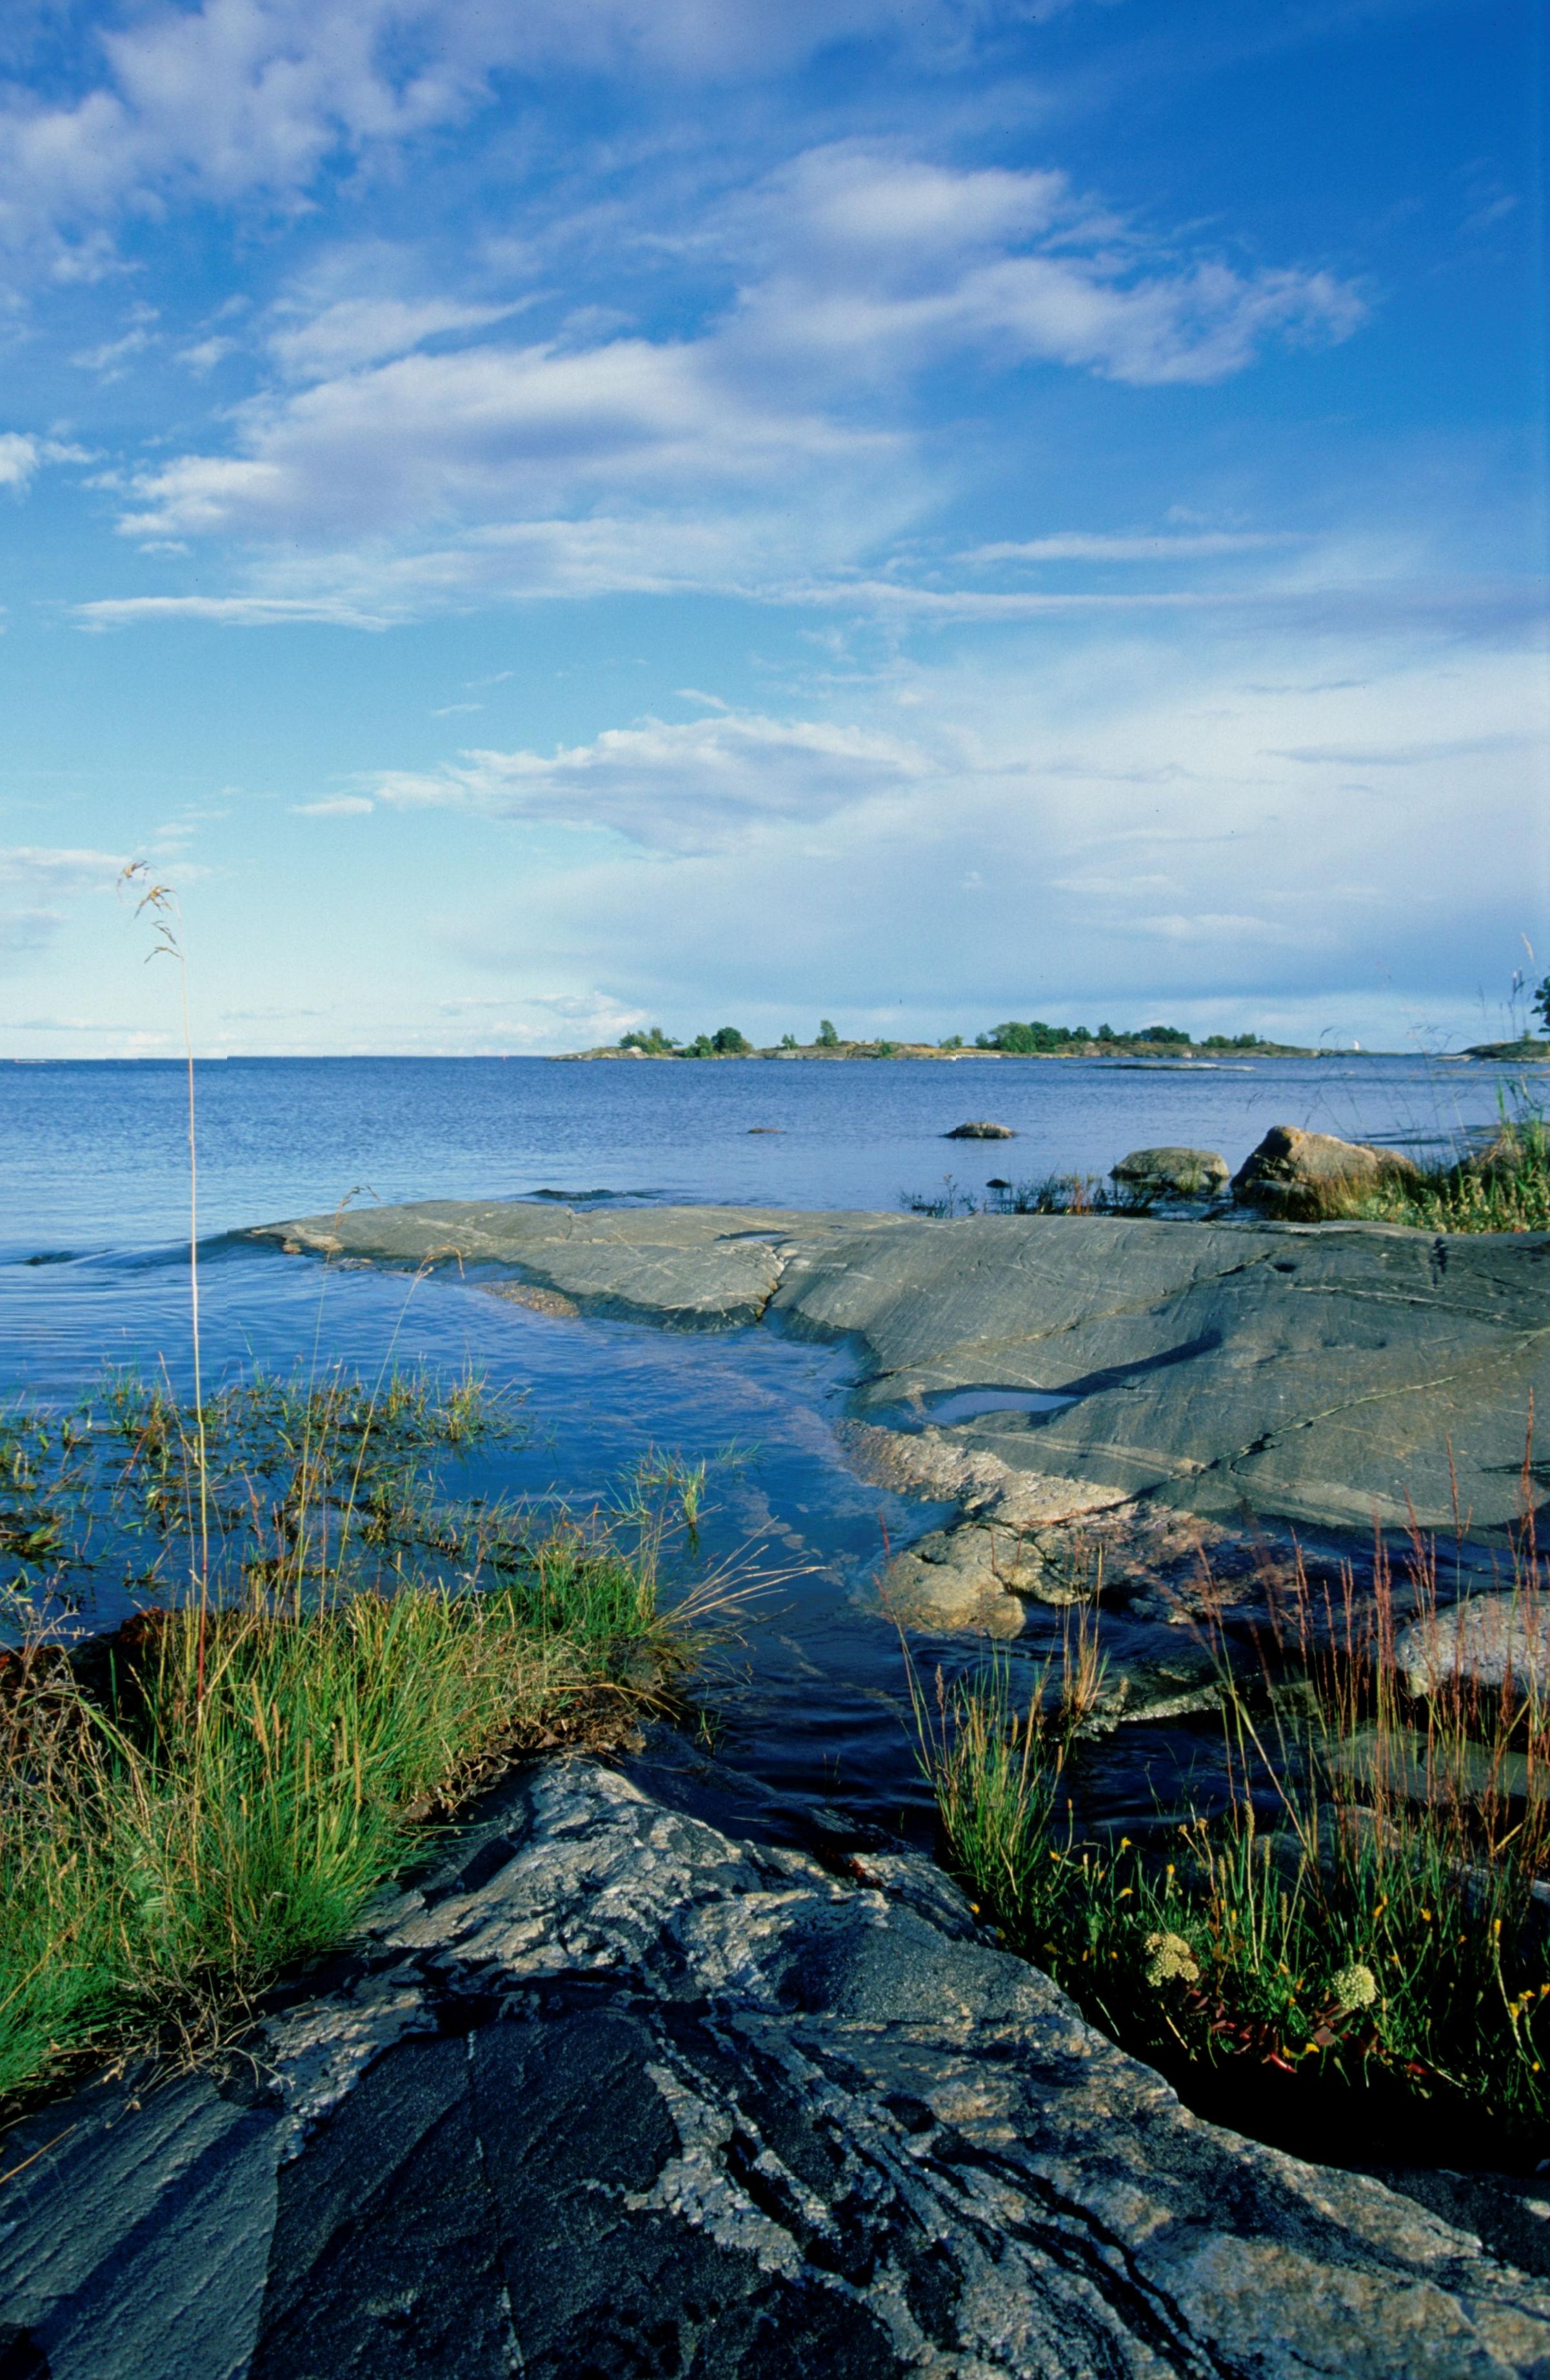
[
  {"xmin": 252, "ymin": 1202, "xmax": 1550, "ymax": 1539},
  {"xmin": 6, "ymin": 1759, "xmax": 1550, "ymax": 2378}
]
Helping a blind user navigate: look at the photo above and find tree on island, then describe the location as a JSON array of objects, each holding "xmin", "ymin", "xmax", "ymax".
[
  {"xmin": 1534, "ymin": 977, "xmax": 1550, "ymax": 1035},
  {"xmin": 681, "ymin": 1025, "xmax": 753, "ymax": 1056},
  {"xmin": 618, "ymin": 1026, "xmax": 677, "ymax": 1053},
  {"xmin": 816, "ymin": 1019, "xmax": 840, "ymax": 1046}
]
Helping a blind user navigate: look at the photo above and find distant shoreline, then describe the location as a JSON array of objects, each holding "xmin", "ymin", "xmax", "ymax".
[{"xmin": 555, "ymin": 1038, "xmax": 1328, "ymax": 1062}]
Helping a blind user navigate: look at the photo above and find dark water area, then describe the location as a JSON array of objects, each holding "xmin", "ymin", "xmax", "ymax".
[{"xmin": 1, "ymin": 1053, "xmax": 1535, "ymax": 1851}]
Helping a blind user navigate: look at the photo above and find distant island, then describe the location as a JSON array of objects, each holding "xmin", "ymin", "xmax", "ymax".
[{"xmin": 553, "ymin": 1018, "xmax": 1323, "ymax": 1061}]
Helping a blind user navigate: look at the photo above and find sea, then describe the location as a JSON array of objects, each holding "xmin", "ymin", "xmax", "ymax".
[{"xmin": 1, "ymin": 1051, "xmax": 1533, "ymax": 1847}]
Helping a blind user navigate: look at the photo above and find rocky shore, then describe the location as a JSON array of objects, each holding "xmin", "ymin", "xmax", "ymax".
[
  {"xmin": 9, "ymin": 1194, "xmax": 1548, "ymax": 2374},
  {"xmin": 253, "ymin": 1197, "xmax": 1550, "ymax": 1551},
  {"xmin": 10, "ymin": 1756, "xmax": 1550, "ymax": 2378}
]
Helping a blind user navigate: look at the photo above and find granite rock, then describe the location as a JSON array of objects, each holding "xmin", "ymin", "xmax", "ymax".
[
  {"xmin": 1111, "ymin": 1147, "xmax": 1229, "ymax": 1198},
  {"xmin": 253, "ymin": 1203, "xmax": 1550, "ymax": 1539},
  {"xmin": 7, "ymin": 1760, "xmax": 1550, "ymax": 2377},
  {"xmin": 1231, "ymin": 1126, "xmax": 1420, "ymax": 1221}
]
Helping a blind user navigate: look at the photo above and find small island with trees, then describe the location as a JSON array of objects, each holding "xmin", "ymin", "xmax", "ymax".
[{"xmin": 554, "ymin": 1016, "xmax": 1322, "ymax": 1060}]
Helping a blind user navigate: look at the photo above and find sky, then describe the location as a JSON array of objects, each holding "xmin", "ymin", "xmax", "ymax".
[{"xmin": 0, "ymin": 0, "xmax": 1545, "ymax": 1057}]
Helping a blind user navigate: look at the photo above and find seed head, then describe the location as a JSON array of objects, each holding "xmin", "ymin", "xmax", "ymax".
[
  {"xmin": 1330, "ymin": 1962, "xmax": 1378, "ymax": 2013},
  {"xmin": 1144, "ymin": 1930, "xmax": 1200, "ymax": 1987}
]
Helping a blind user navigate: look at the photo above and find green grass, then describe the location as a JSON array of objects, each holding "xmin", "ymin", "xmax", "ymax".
[
  {"xmin": 919, "ymin": 1529, "xmax": 1550, "ymax": 2156},
  {"xmin": 0, "ymin": 1374, "xmax": 688, "ymax": 2109},
  {"xmin": 1351, "ymin": 1107, "xmax": 1550, "ymax": 1235}
]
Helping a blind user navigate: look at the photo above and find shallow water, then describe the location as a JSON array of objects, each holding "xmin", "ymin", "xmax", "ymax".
[{"xmin": 1, "ymin": 1053, "xmax": 1531, "ymax": 1847}]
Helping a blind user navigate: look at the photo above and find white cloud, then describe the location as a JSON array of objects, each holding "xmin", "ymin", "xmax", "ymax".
[
  {"xmin": 115, "ymin": 334, "xmax": 884, "ymax": 548},
  {"xmin": 85, "ymin": 145, "xmax": 1362, "ymax": 617},
  {"xmin": 365, "ymin": 709, "xmax": 931, "ymax": 853},
  {"xmin": 75, "ymin": 593, "xmax": 393, "ymax": 628},
  {"xmin": 290, "ymin": 794, "xmax": 375, "ymax": 815},
  {"xmin": 179, "ymin": 335, "xmax": 239, "ymax": 373},
  {"xmin": 0, "ymin": 431, "xmax": 90, "ymax": 491},
  {"xmin": 964, "ymin": 531, "xmax": 1297, "ymax": 563},
  {"xmin": 722, "ymin": 147, "xmax": 1364, "ymax": 391},
  {"xmin": 72, "ymin": 313, "xmax": 157, "ymax": 378},
  {"xmin": 386, "ymin": 628, "xmax": 1548, "ymax": 1035},
  {"xmin": 0, "ymin": 1, "xmax": 1077, "ymax": 272},
  {"xmin": 269, "ymin": 296, "xmax": 528, "ymax": 380},
  {"xmin": 0, "ymin": 844, "xmax": 126, "ymax": 959}
]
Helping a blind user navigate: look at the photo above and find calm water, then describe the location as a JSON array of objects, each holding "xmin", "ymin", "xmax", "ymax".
[{"xmin": 1, "ymin": 1053, "xmax": 1533, "ymax": 1845}]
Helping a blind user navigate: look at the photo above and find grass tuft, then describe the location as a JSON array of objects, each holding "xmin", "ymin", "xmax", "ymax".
[
  {"xmin": 1351, "ymin": 1104, "xmax": 1550, "ymax": 1235},
  {"xmin": 918, "ymin": 1517, "xmax": 1550, "ymax": 2157},
  {"xmin": 0, "ymin": 1375, "xmax": 686, "ymax": 2110}
]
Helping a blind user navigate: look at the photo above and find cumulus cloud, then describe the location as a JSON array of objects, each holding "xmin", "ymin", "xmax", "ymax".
[
  {"xmin": 0, "ymin": 430, "xmax": 90, "ymax": 490},
  {"xmin": 721, "ymin": 147, "xmax": 1364, "ymax": 390},
  {"xmin": 0, "ymin": 0, "xmax": 1086, "ymax": 271},
  {"xmin": 364, "ymin": 709, "xmax": 932, "ymax": 852},
  {"xmin": 89, "ymin": 144, "xmax": 1360, "ymax": 613},
  {"xmin": 382, "ymin": 630, "xmax": 1547, "ymax": 1035}
]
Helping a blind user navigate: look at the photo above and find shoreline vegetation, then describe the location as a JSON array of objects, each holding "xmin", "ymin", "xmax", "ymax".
[
  {"xmin": 0, "ymin": 1370, "xmax": 699, "ymax": 2110},
  {"xmin": 920, "ymin": 1501, "xmax": 1550, "ymax": 2166}
]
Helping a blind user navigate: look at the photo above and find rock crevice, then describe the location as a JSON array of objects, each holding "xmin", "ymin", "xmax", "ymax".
[{"xmin": 6, "ymin": 1760, "xmax": 1550, "ymax": 2377}]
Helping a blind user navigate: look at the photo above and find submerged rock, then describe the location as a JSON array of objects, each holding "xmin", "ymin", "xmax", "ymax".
[
  {"xmin": 7, "ymin": 1758, "xmax": 1550, "ymax": 2377},
  {"xmin": 1231, "ymin": 1124, "xmax": 1419, "ymax": 1220},
  {"xmin": 879, "ymin": 1516, "xmax": 1090, "ymax": 1632},
  {"xmin": 944, "ymin": 1119, "xmax": 1017, "ymax": 1139},
  {"xmin": 1111, "ymin": 1145, "xmax": 1229, "ymax": 1198}
]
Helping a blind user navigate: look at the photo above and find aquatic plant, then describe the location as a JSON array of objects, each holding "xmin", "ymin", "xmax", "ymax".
[{"xmin": 918, "ymin": 1500, "xmax": 1550, "ymax": 2157}]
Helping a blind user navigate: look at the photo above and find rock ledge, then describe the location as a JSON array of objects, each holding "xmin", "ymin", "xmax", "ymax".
[{"xmin": 5, "ymin": 1759, "xmax": 1550, "ymax": 2377}]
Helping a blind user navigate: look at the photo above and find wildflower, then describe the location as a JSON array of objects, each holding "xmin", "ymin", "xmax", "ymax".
[
  {"xmin": 1144, "ymin": 1931, "xmax": 1200, "ymax": 1987},
  {"xmin": 1330, "ymin": 1963, "xmax": 1378, "ymax": 2014}
]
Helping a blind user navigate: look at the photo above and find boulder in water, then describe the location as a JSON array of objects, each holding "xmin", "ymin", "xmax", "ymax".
[
  {"xmin": 945, "ymin": 1120, "xmax": 1017, "ymax": 1140},
  {"xmin": 1231, "ymin": 1124, "xmax": 1418, "ymax": 1220},
  {"xmin": 1111, "ymin": 1145, "xmax": 1229, "ymax": 1198}
]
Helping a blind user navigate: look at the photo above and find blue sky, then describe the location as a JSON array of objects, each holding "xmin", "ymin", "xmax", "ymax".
[{"xmin": 1, "ymin": 0, "xmax": 1545, "ymax": 1055}]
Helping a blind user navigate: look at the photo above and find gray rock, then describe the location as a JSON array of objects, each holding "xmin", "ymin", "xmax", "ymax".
[
  {"xmin": 1111, "ymin": 1146, "xmax": 1229, "ymax": 1198},
  {"xmin": 945, "ymin": 1120, "xmax": 1017, "ymax": 1139},
  {"xmin": 878, "ymin": 1518, "xmax": 1077, "ymax": 1633},
  {"xmin": 1232, "ymin": 1125, "xmax": 1420, "ymax": 1220},
  {"xmin": 254, "ymin": 1202, "xmax": 1550, "ymax": 1538},
  {"xmin": 1396, "ymin": 1594, "xmax": 1550, "ymax": 1699},
  {"xmin": 7, "ymin": 1758, "xmax": 1550, "ymax": 2377}
]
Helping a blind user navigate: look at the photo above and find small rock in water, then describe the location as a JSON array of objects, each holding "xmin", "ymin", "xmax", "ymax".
[
  {"xmin": 1111, "ymin": 1145, "xmax": 1229, "ymax": 1198},
  {"xmin": 945, "ymin": 1120, "xmax": 1017, "ymax": 1140},
  {"xmin": 1231, "ymin": 1124, "xmax": 1418, "ymax": 1220},
  {"xmin": 1396, "ymin": 1594, "xmax": 1550, "ymax": 1698}
]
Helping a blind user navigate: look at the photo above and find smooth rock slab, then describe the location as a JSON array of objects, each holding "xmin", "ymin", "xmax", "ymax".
[
  {"xmin": 252, "ymin": 1204, "xmax": 1550, "ymax": 1537},
  {"xmin": 6, "ymin": 1760, "xmax": 1550, "ymax": 2377}
]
